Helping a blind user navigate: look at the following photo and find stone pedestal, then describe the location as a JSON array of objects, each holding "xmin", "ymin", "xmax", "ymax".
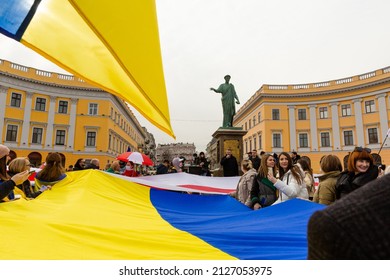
[{"xmin": 211, "ymin": 127, "xmax": 247, "ymax": 177}]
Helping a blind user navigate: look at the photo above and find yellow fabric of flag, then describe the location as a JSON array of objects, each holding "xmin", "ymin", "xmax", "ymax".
[
  {"xmin": 21, "ymin": 0, "xmax": 174, "ymax": 138},
  {"xmin": 0, "ymin": 170, "xmax": 234, "ymax": 260}
]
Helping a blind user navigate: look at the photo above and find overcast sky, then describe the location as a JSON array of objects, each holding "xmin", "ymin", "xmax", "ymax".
[{"xmin": 1, "ymin": 0, "xmax": 390, "ymax": 153}]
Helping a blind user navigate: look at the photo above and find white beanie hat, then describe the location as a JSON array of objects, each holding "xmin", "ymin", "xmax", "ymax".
[{"xmin": 0, "ymin": 144, "xmax": 10, "ymax": 159}]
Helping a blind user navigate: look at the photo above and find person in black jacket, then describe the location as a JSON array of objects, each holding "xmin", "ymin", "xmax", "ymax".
[
  {"xmin": 307, "ymin": 173, "xmax": 390, "ymax": 259},
  {"xmin": 249, "ymin": 149, "xmax": 261, "ymax": 171},
  {"xmin": 251, "ymin": 153, "xmax": 278, "ymax": 209},
  {"xmin": 335, "ymin": 147, "xmax": 378, "ymax": 199},
  {"xmin": 220, "ymin": 148, "xmax": 239, "ymax": 177},
  {"xmin": 156, "ymin": 160, "xmax": 170, "ymax": 175}
]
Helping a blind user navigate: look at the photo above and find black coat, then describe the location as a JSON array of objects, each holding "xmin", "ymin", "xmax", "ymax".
[
  {"xmin": 250, "ymin": 156, "xmax": 261, "ymax": 171},
  {"xmin": 0, "ymin": 179, "xmax": 16, "ymax": 201},
  {"xmin": 220, "ymin": 155, "xmax": 239, "ymax": 177},
  {"xmin": 307, "ymin": 173, "xmax": 390, "ymax": 259},
  {"xmin": 335, "ymin": 165, "xmax": 378, "ymax": 199}
]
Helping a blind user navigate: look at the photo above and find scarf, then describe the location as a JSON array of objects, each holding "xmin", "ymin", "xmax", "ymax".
[{"xmin": 261, "ymin": 177, "xmax": 277, "ymax": 191}]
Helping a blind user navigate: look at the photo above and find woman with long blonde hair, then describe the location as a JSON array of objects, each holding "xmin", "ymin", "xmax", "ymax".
[{"xmin": 230, "ymin": 159, "xmax": 257, "ymax": 207}]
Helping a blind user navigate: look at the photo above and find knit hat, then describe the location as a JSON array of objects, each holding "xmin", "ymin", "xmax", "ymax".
[{"xmin": 0, "ymin": 144, "xmax": 10, "ymax": 159}]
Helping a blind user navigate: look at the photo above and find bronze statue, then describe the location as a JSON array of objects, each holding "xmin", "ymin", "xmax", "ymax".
[{"xmin": 210, "ymin": 75, "xmax": 240, "ymax": 128}]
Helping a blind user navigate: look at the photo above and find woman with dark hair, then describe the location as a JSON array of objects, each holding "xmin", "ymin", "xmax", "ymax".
[
  {"xmin": 267, "ymin": 152, "xmax": 308, "ymax": 204},
  {"xmin": 335, "ymin": 147, "xmax": 378, "ymax": 199},
  {"xmin": 35, "ymin": 153, "xmax": 67, "ymax": 188},
  {"xmin": 250, "ymin": 153, "xmax": 278, "ymax": 209},
  {"xmin": 313, "ymin": 154, "xmax": 343, "ymax": 205},
  {"xmin": 73, "ymin": 158, "xmax": 86, "ymax": 171}
]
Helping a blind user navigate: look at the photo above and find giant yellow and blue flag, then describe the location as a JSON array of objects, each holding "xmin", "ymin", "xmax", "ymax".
[
  {"xmin": 0, "ymin": 0, "xmax": 174, "ymax": 138},
  {"xmin": 0, "ymin": 170, "xmax": 325, "ymax": 260}
]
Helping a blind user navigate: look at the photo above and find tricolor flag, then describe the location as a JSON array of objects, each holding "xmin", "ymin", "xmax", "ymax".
[{"xmin": 0, "ymin": 170, "xmax": 324, "ymax": 260}]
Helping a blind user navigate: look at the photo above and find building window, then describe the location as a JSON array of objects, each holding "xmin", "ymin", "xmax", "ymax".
[
  {"xmin": 299, "ymin": 133, "xmax": 308, "ymax": 148},
  {"xmin": 259, "ymin": 134, "xmax": 262, "ymax": 149},
  {"xmin": 272, "ymin": 109, "xmax": 280, "ymax": 120},
  {"xmin": 6, "ymin": 125, "xmax": 18, "ymax": 142},
  {"xmin": 10, "ymin": 93, "xmax": 22, "ymax": 107},
  {"xmin": 245, "ymin": 122, "xmax": 247, "ymax": 130},
  {"xmin": 86, "ymin": 131, "xmax": 96, "ymax": 147},
  {"xmin": 298, "ymin": 109, "xmax": 306, "ymax": 120},
  {"xmin": 253, "ymin": 116, "xmax": 256, "ymax": 126},
  {"xmin": 58, "ymin": 100, "xmax": 68, "ymax": 114},
  {"xmin": 368, "ymin": 128, "xmax": 378, "ymax": 144},
  {"xmin": 273, "ymin": 133, "xmax": 281, "ymax": 148},
  {"xmin": 249, "ymin": 119, "xmax": 252, "ymax": 129},
  {"xmin": 341, "ymin": 104, "xmax": 351, "ymax": 116},
  {"xmin": 343, "ymin": 130, "xmax": 353, "ymax": 146},
  {"xmin": 110, "ymin": 107, "xmax": 113, "ymax": 118},
  {"xmin": 320, "ymin": 132, "xmax": 330, "ymax": 147},
  {"xmin": 253, "ymin": 136, "xmax": 257, "ymax": 150},
  {"xmin": 249, "ymin": 139, "xmax": 252, "ymax": 151},
  {"xmin": 319, "ymin": 107, "xmax": 328, "ymax": 119},
  {"xmin": 32, "ymin": 127, "xmax": 43, "ymax": 144},
  {"xmin": 89, "ymin": 103, "xmax": 98, "ymax": 115},
  {"xmin": 55, "ymin": 130, "xmax": 66, "ymax": 145},
  {"xmin": 245, "ymin": 141, "xmax": 248, "ymax": 153},
  {"xmin": 35, "ymin": 97, "xmax": 46, "ymax": 111},
  {"xmin": 258, "ymin": 112, "xmax": 261, "ymax": 123},
  {"xmin": 365, "ymin": 100, "xmax": 375, "ymax": 113}
]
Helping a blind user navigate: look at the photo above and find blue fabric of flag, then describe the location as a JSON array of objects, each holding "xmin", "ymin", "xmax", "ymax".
[
  {"xmin": 150, "ymin": 189, "xmax": 326, "ymax": 260},
  {"xmin": 0, "ymin": 0, "xmax": 40, "ymax": 40}
]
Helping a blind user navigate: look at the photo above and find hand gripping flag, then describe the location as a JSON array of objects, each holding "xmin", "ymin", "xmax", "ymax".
[{"xmin": 0, "ymin": 0, "xmax": 175, "ymax": 138}]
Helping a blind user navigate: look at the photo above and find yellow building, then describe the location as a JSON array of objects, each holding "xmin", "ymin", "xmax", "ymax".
[
  {"xmin": 0, "ymin": 59, "xmax": 146, "ymax": 168},
  {"xmin": 234, "ymin": 67, "xmax": 390, "ymax": 173}
]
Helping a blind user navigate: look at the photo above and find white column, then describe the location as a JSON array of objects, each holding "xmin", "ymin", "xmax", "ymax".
[
  {"xmin": 309, "ymin": 105, "xmax": 318, "ymax": 151},
  {"xmin": 330, "ymin": 102, "xmax": 341, "ymax": 150},
  {"xmin": 353, "ymin": 98, "xmax": 364, "ymax": 147},
  {"xmin": 288, "ymin": 106, "xmax": 296, "ymax": 151},
  {"xmin": 67, "ymin": 98, "xmax": 78, "ymax": 149},
  {"xmin": 0, "ymin": 86, "xmax": 7, "ymax": 142},
  {"xmin": 20, "ymin": 91, "xmax": 34, "ymax": 147},
  {"xmin": 376, "ymin": 93, "xmax": 388, "ymax": 140},
  {"xmin": 44, "ymin": 96, "xmax": 56, "ymax": 148}
]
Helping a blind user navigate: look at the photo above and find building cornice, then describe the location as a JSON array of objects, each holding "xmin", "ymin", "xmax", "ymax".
[{"xmin": 235, "ymin": 69, "xmax": 390, "ymax": 120}]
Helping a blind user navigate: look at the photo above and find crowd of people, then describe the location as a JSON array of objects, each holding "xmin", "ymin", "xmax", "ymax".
[
  {"xmin": 1, "ymin": 142, "xmax": 389, "ymax": 258},
  {"xmin": 155, "ymin": 152, "xmax": 211, "ymax": 176},
  {"xmin": 0, "ymin": 145, "xmax": 66, "ymax": 201},
  {"xmin": 228, "ymin": 147, "xmax": 386, "ymax": 210}
]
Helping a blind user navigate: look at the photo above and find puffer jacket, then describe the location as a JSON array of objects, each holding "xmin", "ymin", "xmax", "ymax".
[
  {"xmin": 313, "ymin": 171, "xmax": 341, "ymax": 205},
  {"xmin": 273, "ymin": 169, "xmax": 308, "ymax": 204}
]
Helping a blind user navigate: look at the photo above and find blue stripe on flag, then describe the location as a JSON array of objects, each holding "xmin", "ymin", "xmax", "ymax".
[
  {"xmin": 0, "ymin": 0, "xmax": 41, "ymax": 40},
  {"xmin": 150, "ymin": 189, "xmax": 325, "ymax": 260}
]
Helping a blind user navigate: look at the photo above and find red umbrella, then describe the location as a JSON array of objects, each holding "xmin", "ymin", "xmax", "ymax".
[{"xmin": 116, "ymin": 151, "xmax": 153, "ymax": 166}]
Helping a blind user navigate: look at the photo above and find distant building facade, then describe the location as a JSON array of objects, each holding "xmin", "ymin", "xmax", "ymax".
[
  {"xmin": 234, "ymin": 66, "xmax": 390, "ymax": 173},
  {"xmin": 140, "ymin": 127, "xmax": 156, "ymax": 163},
  {"xmin": 156, "ymin": 143, "xmax": 196, "ymax": 165},
  {"xmin": 0, "ymin": 59, "xmax": 147, "ymax": 167}
]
